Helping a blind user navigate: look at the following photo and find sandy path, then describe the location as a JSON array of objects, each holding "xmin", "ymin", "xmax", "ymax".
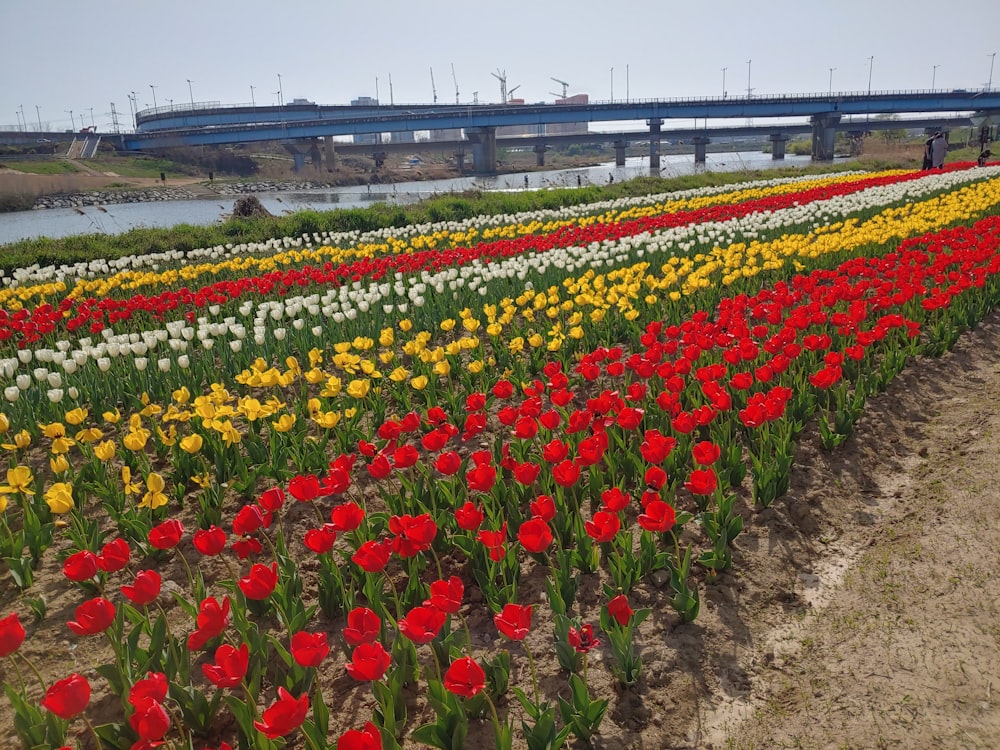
[{"xmin": 714, "ymin": 315, "xmax": 1000, "ymax": 749}]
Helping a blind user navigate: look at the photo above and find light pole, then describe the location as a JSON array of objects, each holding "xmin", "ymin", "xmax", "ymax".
[
  {"xmin": 610, "ymin": 66, "xmax": 614, "ymax": 102},
  {"xmin": 277, "ymin": 73, "xmax": 284, "ymax": 106},
  {"xmin": 989, "ymin": 52, "xmax": 996, "ymax": 91},
  {"xmin": 35, "ymin": 105, "xmax": 42, "ymax": 131},
  {"xmin": 829, "ymin": 67, "xmax": 836, "ymax": 96},
  {"xmin": 721, "ymin": 67, "xmax": 727, "ymax": 98},
  {"xmin": 88, "ymin": 107, "xmax": 94, "ymax": 128},
  {"xmin": 19, "ymin": 104, "xmax": 25, "ymax": 131},
  {"xmin": 65, "ymin": 110, "xmax": 75, "ymax": 130},
  {"xmin": 746, "ymin": 59, "xmax": 752, "ymax": 99},
  {"xmin": 187, "ymin": 79, "xmax": 195, "ymax": 108},
  {"xmin": 249, "ymin": 85, "xmax": 256, "ymax": 109},
  {"xmin": 867, "ymin": 56, "xmax": 874, "ymax": 95},
  {"xmin": 932, "ymin": 64, "xmax": 939, "ymax": 90},
  {"xmin": 626, "ymin": 63, "xmax": 629, "ymax": 102},
  {"xmin": 149, "ymin": 84, "xmax": 158, "ymax": 110},
  {"xmin": 15, "ymin": 110, "xmax": 23, "ymax": 132}
]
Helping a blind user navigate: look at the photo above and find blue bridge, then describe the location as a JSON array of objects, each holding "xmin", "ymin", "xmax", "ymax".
[{"xmin": 119, "ymin": 89, "xmax": 1000, "ymax": 172}]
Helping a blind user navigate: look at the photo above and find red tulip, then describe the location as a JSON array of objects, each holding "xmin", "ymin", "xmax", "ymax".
[
  {"xmin": 129, "ymin": 695, "xmax": 170, "ymax": 742},
  {"xmin": 291, "ymin": 631, "xmax": 329, "ymax": 668},
  {"xmin": 232, "ymin": 536, "xmax": 263, "ymax": 559},
  {"xmin": 41, "ymin": 673, "xmax": 91, "ymax": 719},
  {"xmin": 232, "ymin": 504, "xmax": 267, "ymax": 535},
  {"xmin": 567, "ymin": 623, "xmax": 601, "ymax": 653},
  {"xmin": 607, "ymin": 595, "xmax": 634, "ymax": 626},
  {"xmin": 351, "ymin": 539, "xmax": 392, "ymax": 573},
  {"xmin": 343, "ymin": 607, "xmax": 381, "ymax": 646},
  {"xmin": 644, "ymin": 465, "xmax": 668, "ymax": 490},
  {"xmin": 121, "ymin": 570, "xmax": 162, "ymax": 606},
  {"xmin": 192, "ymin": 526, "xmax": 227, "ymax": 556},
  {"xmin": 454, "ymin": 501, "xmax": 484, "ymax": 531},
  {"xmin": 303, "ymin": 525, "xmax": 338, "ymax": 554},
  {"xmin": 392, "ymin": 444, "xmax": 420, "ymax": 469},
  {"xmin": 512, "ymin": 461, "xmax": 541, "ymax": 486},
  {"xmin": 253, "ymin": 687, "xmax": 309, "ymax": 739},
  {"xmin": 337, "ymin": 721, "xmax": 382, "ymax": 750},
  {"xmin": 258, "ymin": 487, "xmax": 286, "ymax": 512},
  {"xmin": 96, "ymin": 537, "xmax": 131, "ymax": 572},
  {"xmin": 584, "ymin": 511, "xmax": 620, "ymax": 543},
  {"xmin": 398, "ymin": 605, "xmax": 446, "ymax": 644},
  {"xmin": 128, "ymin": 671, "xmax": 168, "ymax": 708},
  {"xmin": 62, "ymin": 550, "xmax": 100, "ymax": 582},
  {"xmin": 692, "ymin": 440, "xmax": 721, "ymax": 466},
  {"xmin": 477, "ymin": 523, "xmax": 507, "ymax": 561},
  {"xmin": 147, "ymin": 519, "xmax": 184, "ymax": 550},
  {"xmin": 684, "ymin": 468, "xmax": 718, "ymax": 496},
  {"xmin": 388, "ymin": 513, "xmax": 437, "ymax": 558},
  {"xmin": 443, "ymin": 656, "xmax": 486, "ymax": 698},
  {"xmin": 187, "ymin": 596, "xmax": 231, "ymax": 651},
  {"xmin": 67, "ymin": 597, "xmax": 115, "ymax": 636},
  {"xmin": 345, "ymin": 641, "xmax": 391, "ymax": 681},
  {"xmin": 330, "ymin": 501, "xmax": 365, "ymax": 532},
  {"xmin": 465, "ymin": 463, "xmax": 497, "ymax": 493},
  {"xmin": 288, "ymin": 473, "xmax": 321, "ymax": 501},
  {"xmin": 0, "ymin": 612, "xmax": 26, "ymax": 657},
  {"xmin": 637, "ymin": 500, "xmax": 677, "ymax": 533},
  {"xmin": 552, "ymin": 460, "xmax": 581, "ymax": 488},
  {"xmin": 529, "ymin": 494, "xmax": 556, "ymax": 521},
  {"xmin": 541, "ymin": 438, "xmax": 569, "ymax": 463},
  {"xmin": 238, "ymin": 562, "xmax": 278, "ymax": 600},
  {"xmin": 424, "ymin": 576, "xmax": 464, "ymax": 614},
  {"xmin": 517, "ymin": 517, "xmax": 553, "ymax": 553},
  {"xmin": 202, "ymin": 643, "xmax": 249, "ymax": 688},
  {"xmin": 494, "ymin": 604, "xmax": 532, "ymax": 641}
]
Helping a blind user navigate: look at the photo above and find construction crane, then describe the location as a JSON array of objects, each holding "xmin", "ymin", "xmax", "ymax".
[
  {"xmin": 430, "ymin": 67, "xmax": 438, "ymax": 104},
  {"xmin": 451, "ymin": 63, "xmax": 460, "ymax": 104},
  {"xmin": 551, "ymin": 77, "xmax": 569, "ymax": 98},
  {"xmin": 491, "ymin": 69, "xmax": 507, "ymax": 104},
  {"xmin": 507, "ymin": 85, "xmax": 521, "ymax": 102}
]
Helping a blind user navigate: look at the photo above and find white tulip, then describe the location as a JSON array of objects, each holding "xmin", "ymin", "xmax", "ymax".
[
  {"xmin": 134, "ymin": 358, "xmax": 148, "ymax": 372},
  {"xmin": 47, "ymin": 388, "xmax": 64, "ymax": 404},
  {"xmin": 229, "ymin": 340, "xmax": 243, "ymax": 353},
  {"xmin": 62, "ymin": 360, "xmax": 77, "ymax": 375},
  {"xmin": 68, "ymin": 387, "xmax": 79, "ymax": 399},
  {"xmin": 97, "ymin": 357, "xmax": 111, "ymax": 372},
  {"xmin": 33, "ymin": 367, "xmax": 49, "ymax": 382},
  {"xmin": 16, "ymin": 374, "xmax": 31, "ymax": 390},
  {"xmin": 4, "ymin": 387, "xmax": 19, "ymax": 402},
  {"xmin": 157, "ymin": 358, "xmax": 171, "ymax": 372},
  {"xmin": 274, "ymin": 328, "xmax": 286, "ymax": 341},
  {"xmin": 177, "ymin": 355, "xmax": 190, "ymax": 369}
]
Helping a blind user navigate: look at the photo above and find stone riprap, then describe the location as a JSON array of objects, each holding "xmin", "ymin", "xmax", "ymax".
[{"xmin": 32, "ymin": 188, "xmax": 197, "ymax": 210}]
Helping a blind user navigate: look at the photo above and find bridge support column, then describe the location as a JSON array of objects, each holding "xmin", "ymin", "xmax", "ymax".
[
  {"xmin": 769, "ymin": 134, "xmax": 790, "ymax": 160},
  {"xmin": 693, "ymin": 136, "xmax": 710, "ymax": 164},
  {"xmin": 465, "ymin": 126, "xmax": 497, "ymax": 175},
  {"xmin": 810, "ymin": 113, "xmax": 841, "ymax": 161},
  {"xmin": 309, "ymin": 140, "xmax": 322, "ymax": 172},
  {"xmin": 454, "ymin": 148, "xmax": 467, "ymax": 174},
  {"xmin": 324, "ymin": 136, "xmax": 337, "ymax": 171},
  {"xmin": 613, "ymin": 140, "xmax": 627, "ymax": 166},
  {"xmin": 648, "ymin": 119, "xmax": 663, "ymax": 170},
  {"xmin": 533, "ymin": 143, "xmax": 548, "ymax": 166}
]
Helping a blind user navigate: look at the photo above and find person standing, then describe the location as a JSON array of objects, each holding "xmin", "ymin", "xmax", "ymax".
[
  {"xmin": 922, "ymin": 134, "xmax": 934, "ymax": 170},
  {"xmin": 931, "ymin": 132, "xmax": 947, "ymax": 169}
]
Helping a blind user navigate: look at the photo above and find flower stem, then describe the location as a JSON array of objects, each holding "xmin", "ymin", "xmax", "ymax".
[
  {"xmin": 82, "ymin": 714, "xmax": 105, "ymax": 750},
  {"xmin": 524, "ymin": 641, "xmax": 540, "ymax": 708}
]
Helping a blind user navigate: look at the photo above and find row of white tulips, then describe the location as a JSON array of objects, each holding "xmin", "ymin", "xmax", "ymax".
[
  {"xmin": 0, "ymin": 171, "xmax": 869, "ymax": 290},
  {"xmin": 2, "ymin": 167, "xmax": 996, "ymax": 418}
]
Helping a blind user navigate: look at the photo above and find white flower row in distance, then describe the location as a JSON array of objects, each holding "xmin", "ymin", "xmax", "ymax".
[
  {"xmin": 1, "ymin": 167, "xmax": 992, "ymax": 410},
  {"xmin": 0, "ymin": 171, "xmax": 868, "ymax": 290}
]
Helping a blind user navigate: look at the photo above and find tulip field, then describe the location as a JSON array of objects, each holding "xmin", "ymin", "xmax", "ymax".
[{"xmin": 1, "ymin": 160, "xmax": 1000, "ymax": 749}]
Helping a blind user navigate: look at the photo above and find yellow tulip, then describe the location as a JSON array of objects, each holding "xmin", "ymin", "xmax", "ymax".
[
  {"xmin": 410, "ymin": 375, "xmax": 428, "ymax": 391},
  {"xmin": 172, "ymin": 386, "xmax": 191, "ymax": 404},
  {"xmin": 50, "ymin": 454, "xmax": 70, "ymax": 474},
  {"xmin": 180, "ymin": 434, "xmax": 203, "ymax": 454},
  {"xmin": 0, "ymin": 466, "xmax": 34, "ymax": 495},
  {"xmin": 44, "ymin": 482, "xmax": 75, "ymax": 514},
  {"xmin": 346, "ymin": 379, "xmax": 371, "ymax": 399},
  {"xmin": 40, "ymin": 422, "xmax": 66, "ymax": 439},
  {"xmin": 399, "ymin": 318, "xmax": 413, "ymax": 332},
  {"xmin": 0, "ymin": 414, "xmax": 8, "ymax": 434},
  {"xmin": 140, "ymin": 472, "xmax": 168, "ymax": 510},
  {"xmin": 64, "ymin": 408, "xmax": 88, "ymax": 426},
  {"xmin": 123, "ymin": 431, "xmax": 150, "ymax": 451},
  {"xmin": 75, "ymin": 428, "xmax": 103, "ymax": 443},
  {"xmin": 94, "ymin": 440, "xmax": 116, "ymax": 461},
  {"xmin": 272, "ymin": 414, "xmax": 296, "ymax": 433}
]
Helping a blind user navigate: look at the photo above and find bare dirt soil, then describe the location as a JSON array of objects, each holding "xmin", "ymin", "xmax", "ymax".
[{"xmin": 3, "ymin": 311, "xmax": 999, "ymax": 750}]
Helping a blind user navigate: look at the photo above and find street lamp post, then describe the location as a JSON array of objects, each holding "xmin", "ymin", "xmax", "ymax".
[
  {"xmin": 187, "ymin": 79, "xmax": 195, "ymax": 108},
  {"xmin": 932, "ymin": 64, "xmax": 939, "ymax": 90},
  {"xmin": 15, "ymin": 110, "xmax": 23, "ymax": 132},
  {"xmin": 626, "ymin": 63, "xmax": 629, "ymax": 102},
  {"xmin": 19, "ymin": 104, "xmax": 26, "ymax": 132},
  {"xmin": 829, "ymin": 67, "xmax": 836, "ymax": 96},
  {"xmin": 65, "ymin": 110, "xmax": 75, "ymax": 130},
  {"xmin": 277, "ymin": 73, "xmax": 284, "ymax": 106},
  {"xmin": 721, "ymin": 67, "xmax": 727, "ymax": 98},
  {"xmin": 610, "ymin": 66, "xmax": 614, "ymax": 102},
  {"xmin": 746, "ymin": 59, "xmax": 752, "ymax": 99},
  {"xmin": 35, "ymin": 105, "xmax": 42, "ymax": 131},
  {"xmin": 249, "ymin": 85, "xmax": 256, "ymax": 109},
  {"xmin": 88, "ymin": 107, "xmax": 94, "ymax": 128},
  {"xmin": 867, "ymin": 56, "xmax": 874, "ymax": 95},
  {"xmin": 149, "ymin": 84, "xmax": 158, "ymax": 110},
  {"xmin": 989, "ymin": 52, "xmax": 996, "ymax": 91}
]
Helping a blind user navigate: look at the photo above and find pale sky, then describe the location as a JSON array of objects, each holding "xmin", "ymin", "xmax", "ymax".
[{"xmin": 2, "ymin": 0, "xmax": 998, "ymax": 133}]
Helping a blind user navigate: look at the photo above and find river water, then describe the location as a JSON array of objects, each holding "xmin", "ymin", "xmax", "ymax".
[{"xmin": 0, "ymin": 150, "xmax": 818, "ymax": 245}]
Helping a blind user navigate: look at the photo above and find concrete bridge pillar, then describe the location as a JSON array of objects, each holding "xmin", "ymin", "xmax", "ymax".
[
  {"xmin": 769, "ymin": 133, "xmax": 790, "ymax": 160},
  {"xmin": 648, "ymin": 119, "xmax": 663, "ymax": 170},
  {"xmin": 465, "ymin": 126, "xmax": 497, "ymax": 174},
  {"xmin": 533, "ymin": 143, "xmax": 548, "ymax": 166},
  {"xmin": 283, "ymin": 140, "xmax": 323, "ymax": 173},
  {"xmin": 810, "ymin": 113, "xmax": 841, "ymax": 161},
  {"xmin": 693, "ymin": 136, "xmax": 711, "ymax": 164},
  {"xmin": 454, "ymin": 148, "xmax": 467, "ymax": 174},
  {"xmin": 309, "ymin": 140, "xmax": 322, "ymax": 172},
  {"xmin": 613, "ymin": 139, "xmax": 627, "ymax": 166},
  {"xmin": 324, "ymin": 136, "xmax": 338, "ymax": 171}
]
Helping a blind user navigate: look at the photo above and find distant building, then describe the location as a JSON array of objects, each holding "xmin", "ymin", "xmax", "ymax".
[
  {"xmin": 351, "ymin": 96, "xmax": 381, "ymax": 144},
  {"xmin": 546, "ymin": 94, "xmax": 589, "ymax": 135}
]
